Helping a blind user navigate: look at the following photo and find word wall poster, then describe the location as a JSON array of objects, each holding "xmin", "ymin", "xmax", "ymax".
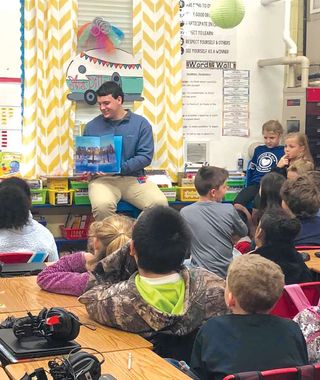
[{"xmin": 180, "ymin": 0, "xmax": 237, "ymax": 138}]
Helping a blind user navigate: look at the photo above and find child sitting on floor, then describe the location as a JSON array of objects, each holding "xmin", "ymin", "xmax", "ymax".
[
  {"xmin": 252, "ymin": 171, "xmax": 286, "ymax": 226},
  {"xmin": 234, "ymin": 120, "xmax": 284, "ymax": 207},
  {"xmin": 0, "ymin": 177, "xmax": 59, "ymax": 262},
  {"xmin": 281, "ymin": 174, "xmax": 320, "ymax": 246},
  {"xmin": 180, "ymin": 166, "xmax": 247, "ymax": 278},
  {"xmin": 287, "ymin": 159, "xmax": 315, "ymax": 180},
  {"xmin": 78, "ymin": 206, "xmax": 227, "ymax": 362},
  {"xmin": 37, "ymin": 214, "xmax": 134, "ymax": 296},
  {"xmin": 275, "ymin": 132, "xmax": 314, "ymax": 178},
  {"xmin": 251, "ymin": 209, "xmax": 312, "ymax": 285},
  {"xmin": 190, "ymin": 255, "xmax": 308, "ymax": 380}
]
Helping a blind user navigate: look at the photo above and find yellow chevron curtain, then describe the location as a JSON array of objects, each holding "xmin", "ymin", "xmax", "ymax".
[
  {"xmin": 22, "ymin": 0, "xmax": 77, "ymax": 177},
  {"xmin": 133, "ymin": 0, "xmax": 184, "ymax": 179}
]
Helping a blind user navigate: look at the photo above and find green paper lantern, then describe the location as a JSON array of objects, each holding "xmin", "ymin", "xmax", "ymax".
[{"xmin": 209, "ymin": 0, "xmax": 245, "ymax": 29}]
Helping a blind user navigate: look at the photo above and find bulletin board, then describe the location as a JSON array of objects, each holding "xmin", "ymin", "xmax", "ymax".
[{"xmin": 0, "ymin": 1, "xmax": 23, "ymax": 176}]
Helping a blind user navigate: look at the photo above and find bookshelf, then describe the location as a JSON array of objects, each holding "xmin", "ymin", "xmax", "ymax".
[{"xmin": 31, "ymin": 200, "xmax": 203, "ymax": 254}]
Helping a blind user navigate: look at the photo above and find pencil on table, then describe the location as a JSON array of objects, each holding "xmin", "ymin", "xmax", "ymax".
[{"xmin": 128, "ymin": 352, "xmax": 132, "ymax": 370}]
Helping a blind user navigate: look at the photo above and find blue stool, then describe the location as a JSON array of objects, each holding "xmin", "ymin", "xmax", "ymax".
[{"xmin": 116, "ymin": 201, "xmax": 141, "ymax": 218}]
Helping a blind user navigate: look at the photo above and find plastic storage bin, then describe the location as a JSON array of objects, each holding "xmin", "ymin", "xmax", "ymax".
[
  {"xmin": 26, "ymin": 179, "xmax": 43, "ymax": 189},
  {"xmin": 46, "ymin": 177, "xmax": 69, "ymax": 191},
  {"xmin": 160, "ymin": 187, "xmax": 177, "ymax": 202},
  {"xmin": 224, "ymin": 178, "xmax": 246, "ymax": 202},
  {"xmin": 177, "ymin": 187, "xmax": 199, "ymax": 202},
  {"xmin": 70, "ymin": 181, "xmax": 90, "ymax": 205},
  {"xmin": 48, "ymin": 189, "xmax": 74, "ymax": 206},
  {"xmin": 227, "ymin": 178, "xmax": 246, "ymax": 187},
  {"xmin": 223, "ymin": 191, "xmax": 239, "ymax": 202},
  {"xmin": 60, "ymin": 225, "xmax": 88, "ymax": 240},
  {"xmin": 31, "ymin": 189, "xmax": 47, "ymax": 205},
  {"xmin": 177, "ymin": 172, "xmax": 197, "ymax": 187}
]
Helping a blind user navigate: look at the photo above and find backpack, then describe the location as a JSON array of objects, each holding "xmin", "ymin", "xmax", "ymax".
[{"xmin": 285, "ymin": 284, "xmax": 320, "ymax": 364}]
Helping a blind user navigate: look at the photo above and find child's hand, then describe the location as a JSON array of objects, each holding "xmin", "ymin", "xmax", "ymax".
[
  {"xmin": 84, "ymin": 252, "xmax": 94, "ymax": 261},
  {"xmin": 277, "ymin": 155, "xmax": 289, "ymax": 168},
  {"xmin": 84, "ymin": 252, "xmax": 95, "ymax": 271}
]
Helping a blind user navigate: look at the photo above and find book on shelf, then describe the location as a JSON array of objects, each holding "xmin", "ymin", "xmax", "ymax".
[
  {"xmin": 71, "ymin": 215, "xmax": 82, "ymax": 229},
  {"xmin": 74, "ymin": 134, "xmax": 122, "ymax": 174},
  {"xmin": 65, "ymin": 214, "xmax": 77, "ymax": 228},
  {"xmin": 79, "ymin": 215, "xmax": 88, "ymax": 229},
  {"xmin": 65, "ymin": 213, "xmax": 93, "ymax": 231}
]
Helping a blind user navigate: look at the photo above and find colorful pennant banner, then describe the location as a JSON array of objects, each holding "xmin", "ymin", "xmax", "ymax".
[{"xmin": 80, "ymin": 52, "xmax": 141, "ymax": 69}]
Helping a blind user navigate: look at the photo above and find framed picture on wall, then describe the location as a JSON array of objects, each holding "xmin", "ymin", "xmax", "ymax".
[{"xmin": 310, "ymin": 0, "xmax": 320, "ymax": 14}]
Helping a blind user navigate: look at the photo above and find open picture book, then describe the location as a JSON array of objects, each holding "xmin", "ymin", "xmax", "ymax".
[{"xmin": 74, "ymin": 134, "xmax": 122, "ymax": 174}]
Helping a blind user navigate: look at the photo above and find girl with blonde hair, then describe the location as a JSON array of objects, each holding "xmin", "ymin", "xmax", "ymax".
[
  {"xmin": 37, "ymin": 214, "xmax": 134, "ymax": 296},
  {"xmin": 276, "ymin": 132, "xmax": 314, "ymax": 177}
]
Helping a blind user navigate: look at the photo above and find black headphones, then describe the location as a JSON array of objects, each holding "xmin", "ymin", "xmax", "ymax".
[
  {"xmin": 49, "ymin": 349, "xmax": 103, "ymax": 380},
  {"xmin": 20, "ymin": 349, "xmax": 104, "ymax": 380},
  {"xmin": 13, "ymin": 307, "xmax": 81, "ymax": 342}
]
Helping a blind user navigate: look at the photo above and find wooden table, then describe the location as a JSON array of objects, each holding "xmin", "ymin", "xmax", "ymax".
[
  {"xmin": 70, "ymin": 306, "xmax": 153, "ymax": 352},
  {"xmin": 0, "ymin": 367, "xmax": 9, "ymax": 379},
  {"xmin": 4, "ymin": 348, "xmax": 191, "ymax": 379},
  {"xmin": 0, "ymin": 279, "xmax": 190, "ymax": 379},
  {"xmin": 0, "ymin": 306, "xmax": 152, "ymax": 356},
  {"xmin": 0, "ymin": 276, "xmax": 81, "ymax": 313},
  {"xmin": 298, "ymin": 249, "xmax": 320, "ymax": 273}
]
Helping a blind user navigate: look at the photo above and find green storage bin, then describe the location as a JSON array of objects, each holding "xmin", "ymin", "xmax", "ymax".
[
  {"xmin": 160, "ymin": 187, "xmax": 177, "ymax": 202},
  {"xmin": 31, "ymin": 189, "xmax": 47, "ymax": 205},
  {"xmin": 70, "ymin": 181, "xmax": 90, "ymax": 205},
  {"xmin": 227, "ymin": 178, "xmax": 246, "ymax": 188},
  {"xmin": 223, "ymin": 190, "xmax": 239, "ymax": 202}
]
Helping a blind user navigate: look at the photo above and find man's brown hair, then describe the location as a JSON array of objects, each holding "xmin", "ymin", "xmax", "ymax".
[
  {"xmin": 262, "ymin": 120, "xmax": 283, "ymax": 135},
  {"xmin": 194, "ymin": 166, "xmax": 228, "ymax": 196},
  {"xmin": 227, "ymin": 254, "xmax": 284, "ymax": 314},
  {"xmin": 281, "ymin": 175, "xmax": 320, "ymax": 218}
]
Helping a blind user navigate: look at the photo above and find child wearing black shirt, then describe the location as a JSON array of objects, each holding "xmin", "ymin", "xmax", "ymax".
[{"xmin": 190, "ymin": 255, "xmax": 308, "ymax": 380}]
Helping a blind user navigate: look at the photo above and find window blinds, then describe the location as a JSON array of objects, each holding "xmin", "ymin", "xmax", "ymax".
[
  {"xmin": 76, "ymin": 0, "xmax": 133, "ymax": 122},
  {"xmin": 77, "ymin": 0, "xmax": 133, "ymax": 53}
]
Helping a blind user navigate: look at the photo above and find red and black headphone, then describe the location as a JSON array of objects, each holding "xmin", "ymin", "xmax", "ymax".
[{"xmin": 13, "ymin": 307, "xmax": 81, "ymax": 342}]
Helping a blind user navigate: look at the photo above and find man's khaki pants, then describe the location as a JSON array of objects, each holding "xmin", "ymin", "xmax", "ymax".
[{"xmin": 88, "ymin": 176, "xmax": 168, "ymax": 220}]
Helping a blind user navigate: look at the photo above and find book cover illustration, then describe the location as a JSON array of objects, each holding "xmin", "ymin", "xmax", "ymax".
[
  {"xmin": 75, "ymin": 134, "xmax": 121, "ymax": 173},
  {"xmin": 0, "ymin": 152, "xmax": 21, "ymax": 177}
]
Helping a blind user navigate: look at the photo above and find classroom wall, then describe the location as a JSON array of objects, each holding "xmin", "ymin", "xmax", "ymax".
[
  {"xmin": 0, "ymin": 1, "xmax": 22, "ymax": 155},
  {"xmin": 307, "ymin": 11, "xmax": 320, "ymax": 64},
  {"xmin": 205, "ymin": 0, "xmax": 286, "ymax": 169},
  {"xmin": 0, "ymin": 1, "xmax": 21, "ymax": 79},
  {"xmin": 0, "ymin": 0, "xmax": 287, "ymax": 171},
  {"xmin": 0, "ymin": 1, "xmax": 21, "ymax": 105}
]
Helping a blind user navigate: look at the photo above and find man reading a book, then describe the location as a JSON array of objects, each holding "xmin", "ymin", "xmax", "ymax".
[{"xmin": 83, "ymin": 81, "xmax": 168, "ymax": 220}]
